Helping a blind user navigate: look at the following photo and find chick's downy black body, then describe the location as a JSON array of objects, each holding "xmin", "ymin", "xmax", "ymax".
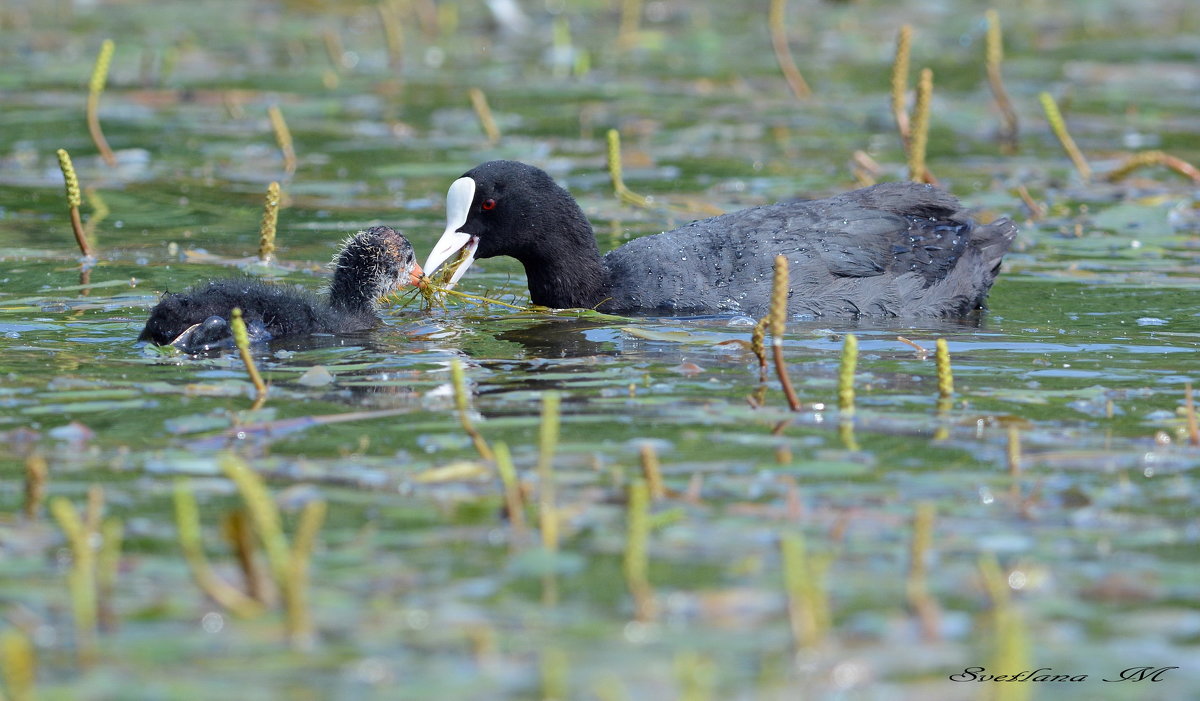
[
  {"xmin": 424, "ymin": 160, "xmax": 1018, "ymax": 318},
  {"xmin": 138, "ymin": 226, "xmax": 420, "ymax": 351}
]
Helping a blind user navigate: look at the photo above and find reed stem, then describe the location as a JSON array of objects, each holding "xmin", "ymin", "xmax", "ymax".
[
  {"xmin": 55, "ymin": 149, "xmax": 95, "ymax": 259},
  {"xmin": 891, "ymin": 25, "xmax": 912, "ymax": 152},
  {"xmin": 1107, "ymin": 150, "xmax": 1200, "ymax": 183},
  {"xmin": 624, "ymin": 478, "xmax": 655, "ymax": 621},
  {"xmin": 268, "ymin": 105, "xmax": 297, "ymax": 177},
  {"xmin": 450, "ymin": 358, "xmax": 494, "ymax": 461},
  {"xmin": 639, "ymin": 443, "xmax": 665, "ymax": 501},
  {"xmin": 493, "ymin": 442, "xmax": 529, "ymax": 541},
  {"xmin": 468, "ymin": 87, "xmax": 501, "ymax": 145},
  {"xmin": 230, "ymin": 308, "xmax": 268, "ymax": 407},
  {"xmin": 935, "ymin": 338, "xmax": 953, "ymax": 399},
  {"xmin": 769, "ymin": 255, "xmax": 802, "ymax": 411},
  {"xmin": 908, "ymin": 68, "xmax": 934, "ymax": 183},
  {"xmin": 768, "ymin": 0, "xmax": 812, "ymax": 100},
  {"xmin": 537, "ymin": 392, "xmax": 561, "ymax": 552},
  {"xmin": 838, "ymin": 334, "xmax": 858, "ymax": 416},
  {"xmin": 258, "ymin": 182, "xmax": 281, "ymax": 264},
  {"xmin": 1039, "ymin": 92, "xmax": 1091, "ymax": 181},
  {"xmin": 87, "ymin": 40, "xmax": 117, "ymax": 167},
  {"xmin": 985, "ymin": 10, "xmax": 1019, "ymax": 153}
]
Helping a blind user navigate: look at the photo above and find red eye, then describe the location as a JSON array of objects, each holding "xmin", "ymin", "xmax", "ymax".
[{"xmin": 481, "ymin": 198, "xmax": 497, "ymax": 211}]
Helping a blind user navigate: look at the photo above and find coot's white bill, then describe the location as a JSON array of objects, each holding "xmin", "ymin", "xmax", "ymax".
[{"xmin": 424, "ymin": 176, "xmax": 479, "ymax": 288}]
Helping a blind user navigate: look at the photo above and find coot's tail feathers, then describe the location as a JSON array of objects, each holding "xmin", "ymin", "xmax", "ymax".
[{"xmin": 916, "ymin": 216, "xmax": 1018, "ymax": 316}]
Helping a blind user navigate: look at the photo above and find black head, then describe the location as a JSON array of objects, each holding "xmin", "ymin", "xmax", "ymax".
[
  {"xmin": 329, "ymin": 225, "xmax": 421, "ymax": 312},
  {"xmin": 423, "ymin": 160, "xmax": 600, "ymax": 287}
]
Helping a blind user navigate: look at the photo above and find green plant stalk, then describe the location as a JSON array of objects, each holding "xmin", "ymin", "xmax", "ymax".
[
  {"xmin": 639, "ymin": 443, "xmax": 665, "ymax": 500},
  {"xmin": 258, "ymin": 182, "xmax": 280, "ymax": 264},
  {"xmin": 219, "ymin": 455, "xmax": 293, "ymax": 612},
  {"xmin": 87, "ymin": 39, "xmax": 117, "ymax": 167},
  {"xmin": 606, "ymin": 129, "xmax": 651, "ymax": 208},
  {"xmin": 769, "ymin": 255, "xmax": 802, "ymax": 411},
  {"xmin": 97, "ymin": 517, "xmax": 123, "ymax": 631},
  {"xmin": 781, "ymin": 531, "xmax": 826, "ymax": 649},
  {"xmin": 623, "ymin": 478, "xmax": 655, "ymax": 621},
  {"xmin": 906, "ymin": 501, "xmax": 940, "ymax": 640},
  {"xmin": 1107, "ymin": 150, "xmax": 1200, "ymax": 184},
  {"xmin": 768, "ymin": 0, "xmax": 812, "ymax": 100},
  {"xmin": 468, "ymin": 88, "xmax": 501, "ymax": 145},
  {"xmin": 377, "ymin": 1, "xmax": 404, "ymax": 70},
  {"xmin": 541, "ymin": 647, "xmax": 569, "ymax": 701},
  {"xmin": 985, "ymin": 9, "xmax": 1018, "ymax": 152},
  {"xmin": 23, "ymin": 453, "xmax": 47, "ymax": 521},
  {"xmin": 287, "ymin": 499, "xmax": 327, "ymax": 650},
  {"xmin": 838, "ymin": 334, "xmax": 858, "ymax": 415},
  {"xmin": 268, "ymin": 105, "xmax": 297, "ymax": 176},
  {"xmin": 935, "ymin": 338, "xmax": 953, "ymax": 398},
  {"xmin": 908, "ymin": 68, "xmax": 933, "ymax": 183},
  {"xmin": 230, "ymin": 308, "xmax": 268, "ymax": 405},
  {"xmin": 55, "ymin": 148, "xmax": 94, "ymax": 259},
  {"xmin": 450, "ymin": 358, "xmax": 494, "ymax": 461},
  {"xmin": 538, "ymin": 391, "xmax": 561, "ymax": 552},
  {"xmin": 617, "ymin": 0, "xmax": 642, "ymax": 50},
  {"xmin": 0, "ymin": 628, "xmax": 36, "ymax": 701},
  {"xmin": 493, "ymin": 441, "xmax": 529, "ymax": 540},
  {"xmin": 49, "ymin": 497, "xmax": 97, "ymax": 666},
  {"xmin": 1039, "ymin": 92, "xmax": 1091, "ymax": 181},
  {"xmin": 891, "ymin": 25, "xmax": 912, "ymax": 152},
  {"xmin": 173, "ymin": 479, "xmax": 265, "ymax": 618},
  {"xmin": 1185, "ymin": 382, "xmax": 1200, "ymax": 446}
]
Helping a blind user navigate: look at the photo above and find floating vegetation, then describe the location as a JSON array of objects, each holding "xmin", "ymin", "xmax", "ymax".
[
  {"xmin": 468, "ymin": 87, "xmax": 501, "ymax": 145},
  {"xmin": 257, "ymin": 182, "xmax": 281, "ymax": 264},
  {"xmin": 985, "ymin": 9, "xmax": 1019, "ymax": 153},
  {"xmin": 1039, "ymin": 92, "xmax": 1091, "ymax": 181},
  {"xmin": 268, "ymin": 104, "xmax": 297, "ymax": 177},
  {"xmin": 86, "ymin": 39, "xmax": 116, "ymax": 167},
  {"xmin": 768, "ymin": 0, "xmax": 811, "ymax": 100},
  {"xmin": 55, "ymin": 148, "xmax": 94, "ymax": 259}
]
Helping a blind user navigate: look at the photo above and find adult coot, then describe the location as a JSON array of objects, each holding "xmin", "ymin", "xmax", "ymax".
[
  {"xmin": 139, "ymin": 225, "xmax": 422, "ymax": 351},
  {"xmin": 423, "ymin": 160, "xmax": 1017, "ymax": 317}
]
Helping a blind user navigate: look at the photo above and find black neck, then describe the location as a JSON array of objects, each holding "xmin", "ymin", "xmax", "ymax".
[
  {"xmin": 328, "ymin": 265, "xmax": 378, "ymax": 315},
  {"xmin": 514, "ymin": 210, "xmax": 611, "ymax": 309}
]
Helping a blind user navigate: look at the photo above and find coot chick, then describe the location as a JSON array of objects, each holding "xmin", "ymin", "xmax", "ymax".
[
  {"xmin": 139, "ymin": 225, "xmax": 422, "ymax": 351},
  {"xmin": 423, "ymin": 160, "xmax": 1017, "ymax": 318}
]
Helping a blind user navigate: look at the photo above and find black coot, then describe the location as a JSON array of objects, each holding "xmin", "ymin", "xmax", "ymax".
[
  {"xmin": 139, "ymin": 225, "xmax": 422, "ymax": 351},
  {"xmin": 423, "ymin": 160, "xmax": 1017, "ymax": 317}
]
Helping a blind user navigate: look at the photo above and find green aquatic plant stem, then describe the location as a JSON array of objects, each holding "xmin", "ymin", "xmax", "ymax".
[
  {"xmin": 606, "ymin": 129, "xmax": 652, "ymax": 208},
  {"xmin": 377, "ymin": 1, "xmax": 404, "ymax": 70},
  {"xmin": 468, "ymin": 88, "xmax": 500, "ymax": 145},
  {"xmin": 906, "ymin": 501, "xmax": 941, "ymax": 641},
  {"xmin": 1039, "ymin": 92, "xmax": 1091, "ymax": 181},
  {"xmin": 1107, "ymin": 150, "xmax": 1200, "ymax": 184},
  {"xmin": 623, "ymin": 478, "xmax": 655, "ymax": 621},
  {"xmin": 268, "ymin": 105, "xmax": 297, "ymax": 177},
  {"xmin": 935, "ymin": 338, "xmax": 953, "ymax": 399},
  {"xmin": 87, "ymin": 39, "xmax": 117, "ymax": 167},
  {"xmin": 985, "ymin": 9, "xmax": 1018, "ymax": 152},
  {"xmin": 56, "ymin": 148, "xmax": 94, "ymax": 259},
  {"xmin": 908, "ymin": 68, "xmax": 934, "ymax": 183},
  {"xmin": 450, "ymin": 358, "xmax": 494, "ymax": 461},
  {"xmin": 538, "ymin": 391, "xmax": 561, "ymax": 552},
  {"xmin": 493, "ymin": 442, "xmax": 529, "ymax": 541},
  {"xmin": 23, "ymin": 453, "xmax": 47, "ymax": 521},
  {"xmin": 639, "ymin": 443, "xmax": 665, "ymax": 501},
  {"xmin": 838, "ymin": 333, "xmax": 858, "ymax": 416},
  {"xmin": 891, "ymin": 25, "xmax": 912, "ymax": 152},
  {"xmin": 258, "ymin": 182, "xmax": 281, "ymax": 264},
  {"xmin": 0, "ymin": 628, "xmax": 36, "ymax": 701},
  {"xmin": 768, "ymin": 255, "xmax": 802, "ymax": 411},
  {"xmin": 781, "ymin": 531, "xmax": 828, "ymax": 649},
  {"xmin": 173, "ymin": 480, "xmax": 265, "ymax": 619},
  {"xmin": 230, "ymin": 308, "xmax": 268, "ymax": 407},
  {"xmin": 287, "ymin": 499, "xmax": 326, "ymax": 650},
  {"xmin": 768, "ymin": 0, "xmax": 812, "ymax": 100},
  {"xmin": 97, "ymin": 517, "xmax": 123, "ymax": 631},
  {"xmin": 49, "ymin": 496, "xmax": 98, "ymax": 666}
]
